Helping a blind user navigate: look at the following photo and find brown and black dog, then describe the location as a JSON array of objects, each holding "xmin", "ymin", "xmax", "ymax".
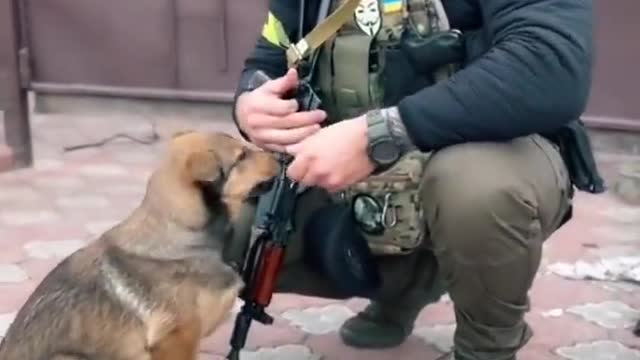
[{"xmin": 0, "ymin": 130, "xmax": 279, "ymax": 360}]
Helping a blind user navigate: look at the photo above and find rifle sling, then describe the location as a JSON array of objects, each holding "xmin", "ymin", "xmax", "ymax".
[{"xmin": 286, "ymin": 0, "xmax": 360, "ymax": 67}]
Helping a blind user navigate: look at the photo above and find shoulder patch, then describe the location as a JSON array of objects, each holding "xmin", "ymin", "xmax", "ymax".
[{"xmin": 261, "ymin": 11, "xmax": 291, "ymax": 48}]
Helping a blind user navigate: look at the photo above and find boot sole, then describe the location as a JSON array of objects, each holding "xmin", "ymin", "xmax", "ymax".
[{"xmin": 339, "ymin": 324, "xmax": 409, "ymax": 349}]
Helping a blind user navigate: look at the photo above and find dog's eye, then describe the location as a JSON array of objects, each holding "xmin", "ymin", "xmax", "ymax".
[
  {"xmin": 224, "ymin": 148, "xmax": 249, "ymax": 176},
  {"xmin": 236, "ymin": 148, "xmax": 249, "ymax": 163}
]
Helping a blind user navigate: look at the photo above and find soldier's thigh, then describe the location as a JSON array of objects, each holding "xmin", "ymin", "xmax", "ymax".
[
  {"xmin": 419, "ymin": 134, "xmax": 572, "ymax": 328},
  {"xmin": 273, "ymin": 187, "xmax": 348, "ymax": 298}
]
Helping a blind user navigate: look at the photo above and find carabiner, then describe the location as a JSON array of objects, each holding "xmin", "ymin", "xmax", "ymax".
[{"xmin": 381, "ymin": 193, "xmax": 397, "ymax": 228}]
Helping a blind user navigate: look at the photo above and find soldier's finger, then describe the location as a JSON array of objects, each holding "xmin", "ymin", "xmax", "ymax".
[
  {"xmin": 253, "ymin": 124, "xmax": 321, "ymax": 146},
  {"xmin": 250, "ymin": 110, "xmax": 326, "ymax": 130},
  {"xmin": 251, "ymin": 96, "xmax": 298, "ymax": 116},
  {"xmin": 286, "ymin": 152, "xmax": 312, "ymax": 183},
  {"xmin": 262, "ymin": 68, "xmax": 299, "ymax": 95}
]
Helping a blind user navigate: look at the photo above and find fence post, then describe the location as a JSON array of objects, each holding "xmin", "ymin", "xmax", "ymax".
[{"xmin": 0, "ymin": 0, "xmax": 32, "ymax": 170}]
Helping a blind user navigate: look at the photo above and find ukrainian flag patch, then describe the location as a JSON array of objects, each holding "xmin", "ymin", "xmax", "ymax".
[{"xmin": 383, "ymin": 0, "xmax": 402, "ymax": 13}]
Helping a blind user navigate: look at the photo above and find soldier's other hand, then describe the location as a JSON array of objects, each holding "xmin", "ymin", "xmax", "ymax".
[
  {"xmin": 235, "ymin": 68, "xmax": 327, "ymax": 152},
  {"xmin": 285, "ymin": 115, "xmax": 375, "ymax": 193}
]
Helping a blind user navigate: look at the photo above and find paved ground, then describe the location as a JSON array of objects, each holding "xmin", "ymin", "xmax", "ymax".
[{"xmin": 1, "ymin": 102, "xmax": 640, "ymax": 359}]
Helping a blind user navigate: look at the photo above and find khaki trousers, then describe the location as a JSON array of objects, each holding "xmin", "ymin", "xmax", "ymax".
[{"xmin": 270, "ymin": 134, "xmax": 573, "ymax": 360}]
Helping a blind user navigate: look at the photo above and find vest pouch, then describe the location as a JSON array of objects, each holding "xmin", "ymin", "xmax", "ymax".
[
  {"xmin": 540, "ymin": 119, "xmax": 606, "ymax": 194},
  {"xmin": 334, "ymin": 151, "xmax": 432, "ymax": 255},
  {"xmin": 331, "ymin": 32, "xmax": 379, "ymax": 120},
  {"xmin": 401, "ymin": 29, "xmax": 466, "ymax": 73}
]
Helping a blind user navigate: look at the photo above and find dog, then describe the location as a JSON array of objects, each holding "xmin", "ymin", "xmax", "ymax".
[{"xmin": 0, "ymin": 130, "xmax": 279, "ymax": 360}]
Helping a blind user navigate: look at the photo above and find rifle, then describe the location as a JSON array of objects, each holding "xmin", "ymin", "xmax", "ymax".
[
  {"xmin": 224, "ymin": 1, "xmax": 361, "ymax": 359},
  {"xmin": 224, "ymin": 72, "xmax": 321, "ymax": 360}
]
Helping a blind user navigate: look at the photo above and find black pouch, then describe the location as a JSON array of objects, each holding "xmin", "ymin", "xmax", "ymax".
[
  {"xmin": 303, "ymin": 202, "xmax": 382, "ymax": 298},
  {"xmin": 541, "ymin": 119, "xmax": 606, "ymax": 194},
  {"xmin": 379, "ymin": 30, "xmax": 465, "ymax": 107},
  {"xmin": 401, "ymin": 29, "xmax": 466, "ymax": 72},
  {"xmin": 379, "ymin": 43, "xmax": 433, "ymax": 107}
]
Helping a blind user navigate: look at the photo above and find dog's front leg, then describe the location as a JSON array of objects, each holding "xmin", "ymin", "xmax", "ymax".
[{"xmin": 149, "ymin": 321, "xmax": 201, "ymax": 360}]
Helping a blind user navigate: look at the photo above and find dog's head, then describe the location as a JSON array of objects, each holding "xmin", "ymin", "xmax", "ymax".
[{"xmin": 164, "ymin": 130, "xmax": 280, "ymax": 225}]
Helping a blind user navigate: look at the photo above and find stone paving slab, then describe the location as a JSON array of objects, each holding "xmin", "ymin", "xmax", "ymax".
[{"xmin": 0, "ymin": 109, "xmax": 639, "ymax": 359}]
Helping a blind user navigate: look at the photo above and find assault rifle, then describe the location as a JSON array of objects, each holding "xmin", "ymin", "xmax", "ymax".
[
  {"xmin": 224, "ymin": 1, "xmax": 361, "ymax": 358},
  {"xmin": 224, "ymin": 71, "xmax": 321, "ymax": 360}
]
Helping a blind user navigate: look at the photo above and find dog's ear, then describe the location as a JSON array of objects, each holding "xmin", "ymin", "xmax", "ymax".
[{"xmin": 185, "ymin": 149, "xmax": 222, "ymax": 183}]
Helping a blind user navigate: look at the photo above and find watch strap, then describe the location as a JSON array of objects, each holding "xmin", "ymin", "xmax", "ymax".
[
  {"xmin": 366, "ymin": 110, "xmax": 398, "ymax": 171},
  {"xmin": 366, "ymin": 109, "xmax": 390, "ymax": 141},
  {"xmin": 381, "ymin": 108, "xmax": 415, "ymax": 154}
]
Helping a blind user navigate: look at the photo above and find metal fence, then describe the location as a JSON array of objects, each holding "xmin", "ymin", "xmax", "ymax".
[
  {"xmin": 0, "ymin": 0, "xmax": 32, "ymax": 169},
  {"xmin": 1, "ymin": 0, "xmax": 639, "ymax": 172},
  {"xmin": 584, "ymin": 0, "xmax": 640, "ymax": 132},
  {"xmin": 20, "ymin": 0, "xmax": 268, "ymax": 101}
]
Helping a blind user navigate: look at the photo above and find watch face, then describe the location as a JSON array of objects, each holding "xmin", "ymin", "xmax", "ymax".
[{"xmin": 372, "ymin": 140, "xmax": 400, "ymax": 164}]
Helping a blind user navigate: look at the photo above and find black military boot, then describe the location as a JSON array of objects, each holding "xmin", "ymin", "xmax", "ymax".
[
  {"xmin": 339, "ymin": 249, "xmax": 448, "ymax": 349},
  {"xmin": 340, "ymin": 285, "xmax": 445, "ymax": 348},
  {"xmin": 339, "ymin": 300, "xmax": 421, "ymax": 349}
]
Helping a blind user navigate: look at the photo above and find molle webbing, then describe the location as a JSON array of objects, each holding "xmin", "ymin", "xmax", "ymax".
[{"xmin": 315, "ymin": 0, "xmax": 454, "ymax": 123}]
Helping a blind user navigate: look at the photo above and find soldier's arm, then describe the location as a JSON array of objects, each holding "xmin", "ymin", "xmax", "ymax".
[
  {"xmin": 231, "ymin": 1, "xmax": 312, "ymax": 140},
  {"xmin": 390, "ymin": 0, "xmax": 593, "ymax": 152}
]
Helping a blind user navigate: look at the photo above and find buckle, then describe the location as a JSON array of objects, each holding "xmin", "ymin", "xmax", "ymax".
[{"xmin": 286, "ymin": 40, "xmax": 310, "ymax": 67}]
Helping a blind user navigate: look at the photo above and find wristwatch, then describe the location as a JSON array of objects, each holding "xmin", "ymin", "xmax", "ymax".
[{"xmin": 365, "ymin": 108, "xmax": 413, "ymax": 171}]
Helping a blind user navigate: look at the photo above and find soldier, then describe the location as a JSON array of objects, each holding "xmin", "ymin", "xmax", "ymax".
[{"xmin": 231, "ymin": 0, "xmax": 603, "ymax": 359}]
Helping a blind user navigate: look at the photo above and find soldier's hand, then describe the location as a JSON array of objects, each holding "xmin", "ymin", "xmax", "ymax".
[
  {"xmin": 285, "ymin": 115, "xmax": 376, "ymax": 193},
  {"xmin": 235, "ymin": 68, "xmax": 327, "ymax": 152}
]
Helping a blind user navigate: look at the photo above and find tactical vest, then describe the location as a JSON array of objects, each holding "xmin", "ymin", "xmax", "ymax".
[
  {"xmin": 281, "ymin": 0, "xmax": 464, "ymax": 256},
  {"xmin": 312, "ymin": 0, "xmax": 462, "ymax": 124},
  {"xmin": 259, "ymin": 0, "xmax": 464, "ymax": 256}
]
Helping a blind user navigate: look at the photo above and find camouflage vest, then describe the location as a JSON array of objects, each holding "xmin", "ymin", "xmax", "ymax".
[{"xmin": 311, "ymin": 0, "xmax": 461, "ymax": 255}]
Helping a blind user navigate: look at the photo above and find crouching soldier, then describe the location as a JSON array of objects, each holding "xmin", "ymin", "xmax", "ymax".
[{"xmin": 230, "ymin": 0, "xmax": 604, "ymax": 359}]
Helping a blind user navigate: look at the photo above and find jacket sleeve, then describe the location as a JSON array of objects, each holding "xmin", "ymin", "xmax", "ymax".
[{"xmin": 396, "ymin": 0, "xmax": 594, "ymax": 151}]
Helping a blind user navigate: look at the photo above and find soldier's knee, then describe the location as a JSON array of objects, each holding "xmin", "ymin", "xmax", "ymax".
[{"xmin": 421, "ymin": 145, "xmax": 542, "ymax": 266}]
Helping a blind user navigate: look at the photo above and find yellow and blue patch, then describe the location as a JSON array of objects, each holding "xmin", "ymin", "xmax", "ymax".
[{"xmin": 382, "ymin": 0, "xmax": 402, "ymax": 13}]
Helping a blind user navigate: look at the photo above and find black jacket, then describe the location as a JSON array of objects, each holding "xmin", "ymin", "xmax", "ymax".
[{"xmin": 234, "ymin": 0, "xmax": 594, "ymax": 152}]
